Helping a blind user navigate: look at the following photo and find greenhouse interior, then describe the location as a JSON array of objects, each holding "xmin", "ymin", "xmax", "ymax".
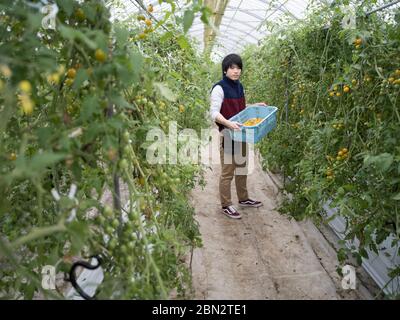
[{"xmin": 0, "ymin": 0, "xmax": 399, "ymax": 301}]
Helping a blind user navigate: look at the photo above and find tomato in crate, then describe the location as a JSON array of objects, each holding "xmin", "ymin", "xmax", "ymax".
[{"xmin": 228, "ymin": 106, "xmax": 278, "ymax": 143}]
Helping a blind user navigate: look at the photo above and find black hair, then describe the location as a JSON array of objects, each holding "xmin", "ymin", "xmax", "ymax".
[{"xmin": 222, "ymin": 54, "xmax": 243, "ymax": 76}]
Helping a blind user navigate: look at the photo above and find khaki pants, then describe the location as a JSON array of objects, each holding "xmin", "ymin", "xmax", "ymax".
[{"xmin": 219, "ymin": 133, "xmax": 249, "ymax": 207}]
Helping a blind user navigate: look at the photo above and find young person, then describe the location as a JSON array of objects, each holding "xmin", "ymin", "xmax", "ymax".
[{"xmin": 210, "ymin": 53, "xmax": 266, "ymax": 219}]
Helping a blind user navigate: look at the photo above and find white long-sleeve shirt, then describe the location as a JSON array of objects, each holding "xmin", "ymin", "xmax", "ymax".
[
  {"xmin": 209, "ymin": 85, "xmax": 246, "ymax": 122},
  {"xmin": 209, "ymin": 85, "xmax": 224, "ymax": 122}
]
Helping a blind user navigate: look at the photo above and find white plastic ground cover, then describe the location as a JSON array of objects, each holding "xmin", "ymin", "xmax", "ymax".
[
  {"xmin": 322, "ymin": 201, "xmax": 400, "ymax": 296},
  {"xmin": 65, "ymin": 257, "xmax": 104, "ymax": 300}
]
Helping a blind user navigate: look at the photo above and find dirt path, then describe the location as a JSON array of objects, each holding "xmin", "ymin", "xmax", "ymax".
[{"xmin": 189, "ymin": 130, "xmax": 371, "ymax": 300}]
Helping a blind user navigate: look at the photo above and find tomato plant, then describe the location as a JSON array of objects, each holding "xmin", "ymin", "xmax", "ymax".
[
  {"xmin": 242, "ymin": 0, "xmax": 400, "ymax": 293},
  {"xmin": 0, "ymin": 0, "xmax": 210, "ymax": 299}
]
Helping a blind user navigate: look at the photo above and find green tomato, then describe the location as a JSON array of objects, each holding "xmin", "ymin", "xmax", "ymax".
[
  {"xmin": 127, "ymin": 242, "xmax": 135, "ymax": 250},
  {"xmin": 125, "ymin": 256, "xmax": 134, "ymax": 264},
  {"xmin": 104, "ymin": 205, "xmax": 113, "ymax": 218},
  {"xmin": 120, "ymin": 244, "xmax": 128, "ymax": 255},
  {"xmin": 123, "ymin": 145, "xmax": 131, "ymax": 156},
  {"xmin": 119, "ymin": 159, "xmax": 129, "ymax": 170},
  {"xmin": 128, "ymin": 211, "xmax": 137, "ymax": 221},
  {"xmin": 123, "ymin": 131, "xmax": 130, "ymax": 143},
  {"xmin": 106, "ymin": 226, "xmax": 115, "ymax": 235},
  {"xmin": 108, "ymin": 238, "xmax": 117, "ymax": 250},
  {"xmin": 97, "ymin": 215, "xmax": 106, "ymax": 225},
  {"xmin": 112, "ymin": 218, "xmax": 120, "ymax": 228}
]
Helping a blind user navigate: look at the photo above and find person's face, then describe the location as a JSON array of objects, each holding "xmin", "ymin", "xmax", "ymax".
[{"xmin": 225, "ymin": 64, "xmax": 241, "ymax": 80}]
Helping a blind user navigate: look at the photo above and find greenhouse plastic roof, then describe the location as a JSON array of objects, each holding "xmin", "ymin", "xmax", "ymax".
[
  {"xmin": 112, "ymin": 0, "xmax": 397, "ymax": 60},
  {"xmin": 194, "ymin": 0, "xmax": 310, "ymax": 59},
  {"xmin": 111, "ymin": 0, "xmax": 318, "ymax": 59}
]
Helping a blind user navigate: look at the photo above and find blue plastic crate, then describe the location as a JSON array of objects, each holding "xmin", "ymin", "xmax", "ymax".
[{"xmin": 228, "ymin": 106, "xmax": 278, "ymax": 143}]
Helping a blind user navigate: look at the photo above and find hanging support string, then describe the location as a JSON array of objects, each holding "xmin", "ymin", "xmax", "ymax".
[{"xmin": 366, "ymin": 0, "xmax": 400, "ymax": 17}]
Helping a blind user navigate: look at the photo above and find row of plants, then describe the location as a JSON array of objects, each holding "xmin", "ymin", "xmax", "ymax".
[
  {"xmin": 0, "ymin": 0, "xmax": 211, "ymax": 299},
  {"xmin": 242, "ymin": 0, "xmax": 400, "ymax": 296}
]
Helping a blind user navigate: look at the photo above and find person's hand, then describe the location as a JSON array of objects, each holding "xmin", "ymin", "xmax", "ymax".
[
  {"xmin": 254, "ymin": 102, "xmax": 267, "ymax": 106},
  {"xmin": 227, "ymin": 121, "xmax": 242, "ymax": 131}
]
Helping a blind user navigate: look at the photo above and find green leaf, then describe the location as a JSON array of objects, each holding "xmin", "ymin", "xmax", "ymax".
[
  {"xmin": 107, "ymin": 118, "xmax": 124, "ymax": 130},
  {"xmin": 83, "ymin": 5, "xmax": 96, "ymax": 23},
  {"xmin": 79, "ymin": 199, "xmax": 101, "ymax": 211},
  {"xmin": 183, "ymin": 10, "xmax": 195, "ymax": 33},
  {"xmin": 80, "ymin": 95, "xmax": 99, "ymax": 121},
  {"xmin": 200, "ymin": 7, "xmax": 211, "ymax": 24},
  {"xmin": 71, "ymin": 160, "xmax": 82, "ymax": 181},
  {"xmin": 29, "ymin": 152, "xmax": 66, "ymax": 172},
  {"xmin": 343, "ymin": 184, "xmax": 356, "ymax": 192},
  {"xmin": 165, "ymin": 0, "xmax": 176, "ymax": 12},
  {"xmin": 129, "ymin": 51, "xmax": 143, "ymax": 83},
  {"xmin": 356, "ymin": 253, "xmax": 362, "ymax": 266},
  {"xmin": 37, "ymin": 127, "xmax": 55, "ymax": 148},
  {"xmin": 72, "ymin": 68, "xmax": 88, "ymax": 90},
  {"xmin": 114, "ymin": 26, "xmax": 129, "ymax": 47},
  {"xmin": 359, "ymin": 248, "xmax": 369, "ymax": 259},
  {"xmin": 177, "ymin": 35, "xmax": 189, "ymax": 50},
  {"xmin": 58, "ymin": 24, "xmax": 76, "ymax": 39},
  {"xmin": 392, "ymin": 193, "xmax": 400, "ymax": 201},
  {"xmin": 59, "ymin": 25, "xmax": 97, "ymax": 50},
  {"xmin": 83, "ymin": 123, "xmax": 104, "ymax": 143},
  {"xmin": 168, "ymin": 71, "xmax": 183, "ymax": 82},
  {"xmin": 154, "ymin": 82, "xmax": 177, "ymax": 102},
  {"xmin": 11, "ymin": 151, "xmax": 66, "ymax": 179},
  {"xmin": 363, "ymin": 153, "xmax": 394, "ymax": 172},
  {"xmin": 156, "ymin": 11, "xmax": 172, "ymax": 29},
  {"xmin": 67, "ymin": 221, "xmax": 90, "ymax": 255},
  {"xmin": 0, "ymin": 100, "xmax": 14, "ymax": 134},
  {"xmin": 109, "ymin": 93, "xmax": 131, "ymax": 109},
  {"xmin": 160, "ymin": 31, "xmax": 173, "ymax": 43},
  {"xmin": 361, "ymin": 194, "xmax": 372, "ymax": 206},
  {"xmin": 115, "ymin": 60, "xmax": 136, "ymax": 85},
  {"xmin": 57, "ymin": 0, "xmax": 74, "ymax": 16},
  {"xmin": 24, "ymin": 282, "xmax": 35, "ymax": 300},
  {"xmin": 27, "ymin": 13, "xmax": 42, "ymax": 30}
]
